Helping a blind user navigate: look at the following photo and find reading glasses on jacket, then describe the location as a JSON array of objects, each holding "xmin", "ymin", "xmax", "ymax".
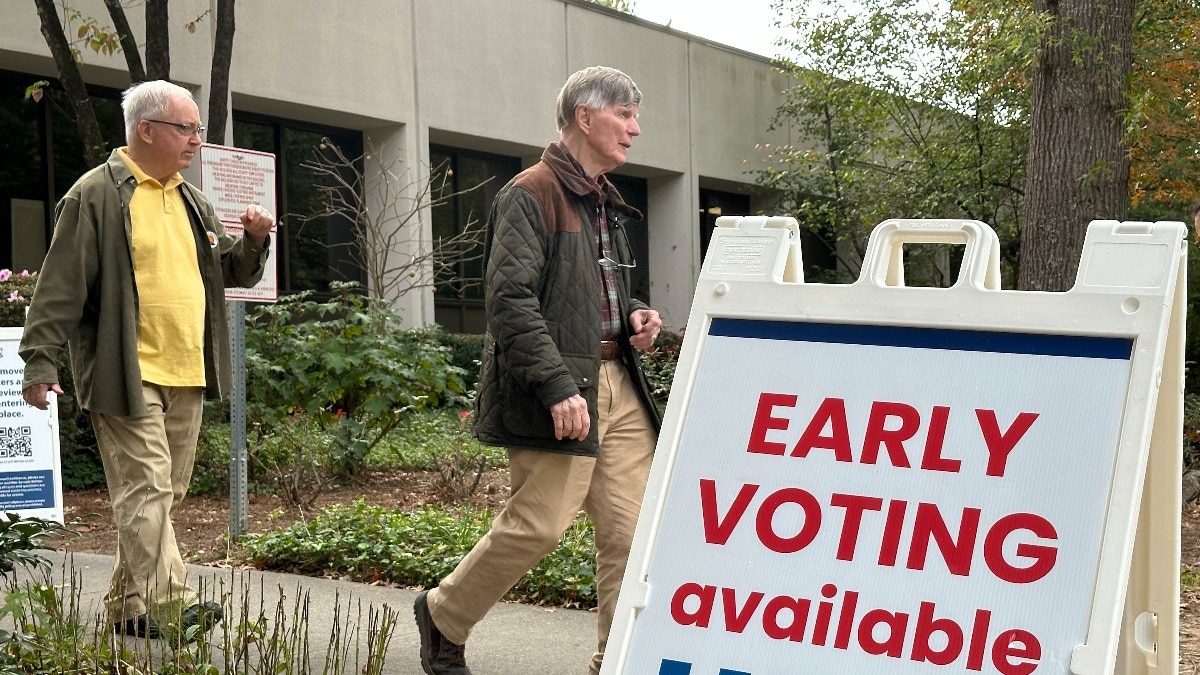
[
  {"xmin": 147, "ymin": 119, "xmax": 207, "ymax": 138},
  {"xmin": 598, "ymin": 223, "xmax": 636, "ymax": 269}
]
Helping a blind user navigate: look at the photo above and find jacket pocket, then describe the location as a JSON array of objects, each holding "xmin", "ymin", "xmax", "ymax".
[{"xmin": 501, "ymin": 354, "xmax": 595, "ymax": 440}]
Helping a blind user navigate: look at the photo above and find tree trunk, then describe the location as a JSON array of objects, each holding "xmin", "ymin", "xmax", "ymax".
[
  {"xmin": 32, "ymin": 0, "xmax": 107, "ymax": 165},
  {"xmin": 207, "ymin": 0, "xmax": 236, "ymax": 144},
  {"xmin": 102, "ymin": 0, "xmax": 145, "ymax": 82},
  {"xmin": 144, "ymin": 0, "xmax": 170, "ymax": 80},
  {"xmin": 1017, "ymin": 0, "xmax": 1134, "ymax": 291}
]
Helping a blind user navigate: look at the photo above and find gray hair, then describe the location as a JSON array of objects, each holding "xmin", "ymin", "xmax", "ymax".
[
  {"xmin": 555, "ymin": 66, "xmax": 642, "ymax": 131},
  {"xmin": 121, "ymin": 80, "xmax": 196, "ymax": 141}
]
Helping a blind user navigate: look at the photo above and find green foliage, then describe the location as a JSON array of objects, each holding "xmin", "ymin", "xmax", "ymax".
[
  {"xmin": 641, "ymin": 330, "xmax": 683, "ymax": 412},
  {"xmin": 0, "ymin": 566, "xmax": 398, "ymax": 674},
  {"xmin": 369, "ymin": 408, "xmax": 505, "ymax": 472},
  {"xmin": 0, "ymin": 269, "xmax": 37, "ymax": 327},
  {"xmin": 243, "ymin": 500, "xmax": 598, "ymax": 608},
  {"xmin": 243, "ymin": 282, "xmax": 469, "ymax": 502},
  {"xmin": 1185, "ymin": 393, "xmax": 1200, "ymax": 473},
  {"xmin": 762, "ymin": 1, "xmax": 1045, "ymax": 284},
  {"xmin": 432, "ymin": 329, "xmax": 485, "ymax": 385},
  {"xmin": 245, "ymin": 282, "xmax": 468, "ymax": 426},
  {"xmin": 0, "ymin": 513, "xmax": 69, "ymax": 576}
]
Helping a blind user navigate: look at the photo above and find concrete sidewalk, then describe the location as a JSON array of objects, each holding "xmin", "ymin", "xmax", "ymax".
[{"xmin": 37, "ymin": 551, "xmax": 597, "ymax": 674}]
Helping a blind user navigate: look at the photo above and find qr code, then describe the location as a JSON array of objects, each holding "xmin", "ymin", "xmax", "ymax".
[{"xmin": 0, "ymin": 427, "xmax": 33, "ymax": 459}]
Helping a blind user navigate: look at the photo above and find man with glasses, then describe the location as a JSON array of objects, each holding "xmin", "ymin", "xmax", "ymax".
[
  {"xmin": 414, "ymin": 66, "xmax": 663, "ymax": 675},
  {"xmin": 19, "ymin": 80, "xmax": 273, "ymax": 642}
]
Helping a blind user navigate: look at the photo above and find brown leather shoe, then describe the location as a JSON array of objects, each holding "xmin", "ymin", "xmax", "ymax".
[{"xmin": 414, "ymin": 590, "xmax": 472, "ymax": 674}]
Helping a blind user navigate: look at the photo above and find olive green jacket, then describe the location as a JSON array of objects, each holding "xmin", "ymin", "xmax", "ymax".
[
  {"xmin": 472, "ymin": 143, "xmax": 661, "ymax": 455},
  {"xmin": 20, "ymin": 149, "xmax": 268, "ymax": 417}
]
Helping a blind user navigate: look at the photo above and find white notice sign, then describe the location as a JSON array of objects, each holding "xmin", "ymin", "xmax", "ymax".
[
  {"xmin": 0, "ymin": 327, "xmax": 61, "ymax": 523},
  {"xmin": 196, "ymin": 143, "xmax": 279, "ymax": 302}
]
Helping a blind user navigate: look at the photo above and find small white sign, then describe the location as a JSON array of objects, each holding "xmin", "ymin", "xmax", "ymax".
[
  {"xmin": 195, "ymin": 143, "xmax": 279, "ymax": 302},
  {"xmin": 0, "ymin": 327, "xmax": 61, "ymax": 523}
]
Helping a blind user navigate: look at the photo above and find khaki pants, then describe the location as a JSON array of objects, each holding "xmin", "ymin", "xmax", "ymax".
[
  {"xmin": 429, "ymin": 360, "xmax": 656, "ymax": 674},
  {"xmin": 93, "ymin": 383, "xmax": 203, "ymax": 623}
]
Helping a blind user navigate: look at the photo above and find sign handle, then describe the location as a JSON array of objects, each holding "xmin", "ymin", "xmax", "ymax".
[{"xmin": 859, "ymin": 218, "xmax": 1002, "ymax": 290}]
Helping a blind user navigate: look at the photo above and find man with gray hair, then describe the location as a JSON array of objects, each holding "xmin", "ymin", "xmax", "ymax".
[
  {"xmin": 20, "ymin": 80, "xmax": 273, "ymax": 642},
  {"xmin": 414, "ymin": 65, "xmax": 663, "ymax": 674}
]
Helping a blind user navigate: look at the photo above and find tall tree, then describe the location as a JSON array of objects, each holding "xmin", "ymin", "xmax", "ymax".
[
  {"xmin": 762, "ymin": 0, "xmax": 1040, "ymax": 283},
  {"xmin": 31, "ymin": 0, "xmax": 238, "ymax": 164},
  {"xmin": 1017, "ymin": 0, "xmax": 1134, "ymax": 291}
]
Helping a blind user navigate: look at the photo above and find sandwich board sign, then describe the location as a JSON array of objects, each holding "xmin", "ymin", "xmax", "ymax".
[{"xmin": 604, "ymin": 218, "xmax": 1185, "ymax": 675}]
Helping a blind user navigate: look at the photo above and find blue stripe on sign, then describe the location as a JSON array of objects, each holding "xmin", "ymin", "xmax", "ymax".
[
  {"xmin": 659, "ymin": 660, "xmax": 692, "ymax": 675},
  {"xmin": 719, "ymin": 670, "xmax": 752, "ymax": 675},
  {"xmin": 708, "ymin": 318, "xmax": 1132, "ymax": 360}
]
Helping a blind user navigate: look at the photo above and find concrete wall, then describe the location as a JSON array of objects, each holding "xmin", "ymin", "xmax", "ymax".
[{"xmin": 0, "ymin": 0, "xmax": 792, "ymax": 328}]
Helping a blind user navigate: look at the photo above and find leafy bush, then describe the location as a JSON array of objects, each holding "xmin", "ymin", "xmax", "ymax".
[
  {"xmin": 1185, "ymin": 393, "xmax": 1200, "ymax": 472},
  {"xmin": 641, "ymin": 330, "xmax": 683, "ymax": 411},
  {"xmin": 243, "ymin": 500, "xmax": 597, "ymax": 608},
  {"xmin": 432, "ymin": 330, "xmax": 485, "ymax": 386},
  {"xmin": 243, "ymin": 283, "xmax": 469, "ymax": 500},
  {"xmin": 0, "ymin": 269, "xmax": 37, "ymax": 327}
]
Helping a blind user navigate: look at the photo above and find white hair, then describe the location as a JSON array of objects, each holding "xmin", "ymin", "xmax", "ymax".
[
  {"xmin": 555, "ymin": 66, "xmax": 642, "ymax": 131},
  {"xmin": 121, "ymin": 80, "xmax": 196, "ymax": 141}
]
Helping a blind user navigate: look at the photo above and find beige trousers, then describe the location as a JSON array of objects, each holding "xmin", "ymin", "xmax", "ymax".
[
  {"xmin": 93, "ymin": 383, "xmax": 204, "ymax": 623},
  {"xmin": 428, "ymin": 360, "xmax": 656, "ymax": 674}
]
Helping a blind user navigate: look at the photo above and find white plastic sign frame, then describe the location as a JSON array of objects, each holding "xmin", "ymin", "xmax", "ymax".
[
  {"xmin": 604, "ymin": 217, "xmax": 1185, "ymax": 675},
  {"xmin": 0, "ymin": 327, "xmax": 62, "ymax": 524}
]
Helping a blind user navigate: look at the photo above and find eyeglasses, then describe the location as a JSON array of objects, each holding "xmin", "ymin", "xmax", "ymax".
[
  {"xmin": 146, "ymin": 119, "xmax": 206, "ymax": 138},
  {"xmin": 598, "ymin": 224, "xmax": 637, "ymax": 269}
]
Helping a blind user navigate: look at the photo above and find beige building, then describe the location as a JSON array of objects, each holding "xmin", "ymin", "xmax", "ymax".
[{"xmin": 0, "ymin": 0, "xmax": 794, "ymax": 331}]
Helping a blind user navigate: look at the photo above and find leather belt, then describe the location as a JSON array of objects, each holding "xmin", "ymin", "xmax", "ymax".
[{"xmin": 600, "ymin": 340, "xmax": 621, "ymax": 361}]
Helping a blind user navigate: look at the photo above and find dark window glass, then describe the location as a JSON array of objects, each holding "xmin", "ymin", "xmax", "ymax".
[
  {"xmin": 698, "ymin": 188, "xmax": 751, "ymax": 262},
  {"xmin": 0, "ymin": 70, "xmax": 123, "ymax": 273},
  {"xmin": 607, "ymin": 174, "xmax": 650, "ymax": 303},
  {"xmin": 431, "ymin": 145, "xmax": 519, "ymax": 334},
  {"xmin": 233, "ymin": 115, "xmax": 363, "ymax": 296}
]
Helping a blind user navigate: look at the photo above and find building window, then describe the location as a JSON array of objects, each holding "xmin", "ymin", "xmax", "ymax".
[
  {"xmin": 430, "ymin": 145, "xmax": 520, "ymax": 334},
  {"xmin": 0, "ymin": 70, "xmax": 124, "ymax": 273},
  {"xmin": 607, "ymin": 174, "xmax": 650, "ymax": 303},
  {"xmin": 698, "ymin": 188, "xmax": 751, "ymax": 262},
  {"xmin": 233, "ymin": 114, "xmax": 364, "ymax": 296}
]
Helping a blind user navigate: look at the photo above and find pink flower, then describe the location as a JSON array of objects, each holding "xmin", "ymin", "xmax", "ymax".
[
  {"xmin": 0, "ymin": 270, "xmax": 11, "ymax": 282},
  {"xmin": 459, "ymin": 410, "xmax": 471, "ymax": 420},
  {"xmin": 18, "ymin": 270, "xmax": 32, "ymax": 278},
  {"xmin": 7, "ymin": 291, "xmax": 21, "ymax": 302}
]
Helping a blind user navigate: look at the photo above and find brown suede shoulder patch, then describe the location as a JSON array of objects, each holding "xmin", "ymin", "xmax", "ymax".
[{"xmin": 513, "ymin": 163, "xmax": 583, "ymax": 234}]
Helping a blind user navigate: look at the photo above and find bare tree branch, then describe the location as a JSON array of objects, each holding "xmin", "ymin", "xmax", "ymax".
[{"xmin": 296, "ymin": 137, "xmax": 492, "ymax": 302}]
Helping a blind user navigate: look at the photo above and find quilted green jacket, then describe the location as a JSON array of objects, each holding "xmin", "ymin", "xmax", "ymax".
[
  {"xmin": 19, "ymin": 149, "xmax": 268, "ymax": 416},
  {"xmin": 472, "ymin": 143, "xmax": 661, "ymax": 455}
]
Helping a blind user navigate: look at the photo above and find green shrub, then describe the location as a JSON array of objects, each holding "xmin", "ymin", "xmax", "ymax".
[
  {"xmin": 641, "ymin": 330, "xmax": 683, "ymax": 412},
  {"xmin": 243, "ymin": 282, "xmax": 469, "ymax": 491},
  {"xmin": 242, "ymin": 499, "xmax": 597, "ymax": 608},
  {"xmin": 0, "ymin": 269, "xmax": 37, "ymax": 327},
  {"xmin": 432, "ymin": 330, "xmax": 485, "ymax": 387}
]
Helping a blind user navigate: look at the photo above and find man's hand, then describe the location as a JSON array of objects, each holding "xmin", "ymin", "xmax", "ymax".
[
  {"xmin": 550, "ymin": 394, "xmax": 590, "ymax": 441},
  {"xmin": 23, "ymin": 383, "xmax": 62, "ymax": 411},
  {"xmin": 628, "ymin": 308, "xmax": 663, "ymax": 351},
  {"xmin": 240, "ymin": 204, "xmax": 275, "ymax": 248}
]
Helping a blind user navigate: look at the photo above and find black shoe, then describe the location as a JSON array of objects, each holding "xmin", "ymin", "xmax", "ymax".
[
  {"xmin": 113, "ymin": 614, "xmax": 161, "ymax": 639},
  {"xmin": 174, "ymin": 601, "xmax": 223, "ymax": 643},
  {"xmin": 414, "ymin": 590, "xmax": 472, "ymax": 674}
]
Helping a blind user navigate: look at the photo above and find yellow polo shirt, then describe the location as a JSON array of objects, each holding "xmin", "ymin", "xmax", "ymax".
[{"xmin": 118, "ymin": 148, "xmax": 206, "ymax": 387}]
